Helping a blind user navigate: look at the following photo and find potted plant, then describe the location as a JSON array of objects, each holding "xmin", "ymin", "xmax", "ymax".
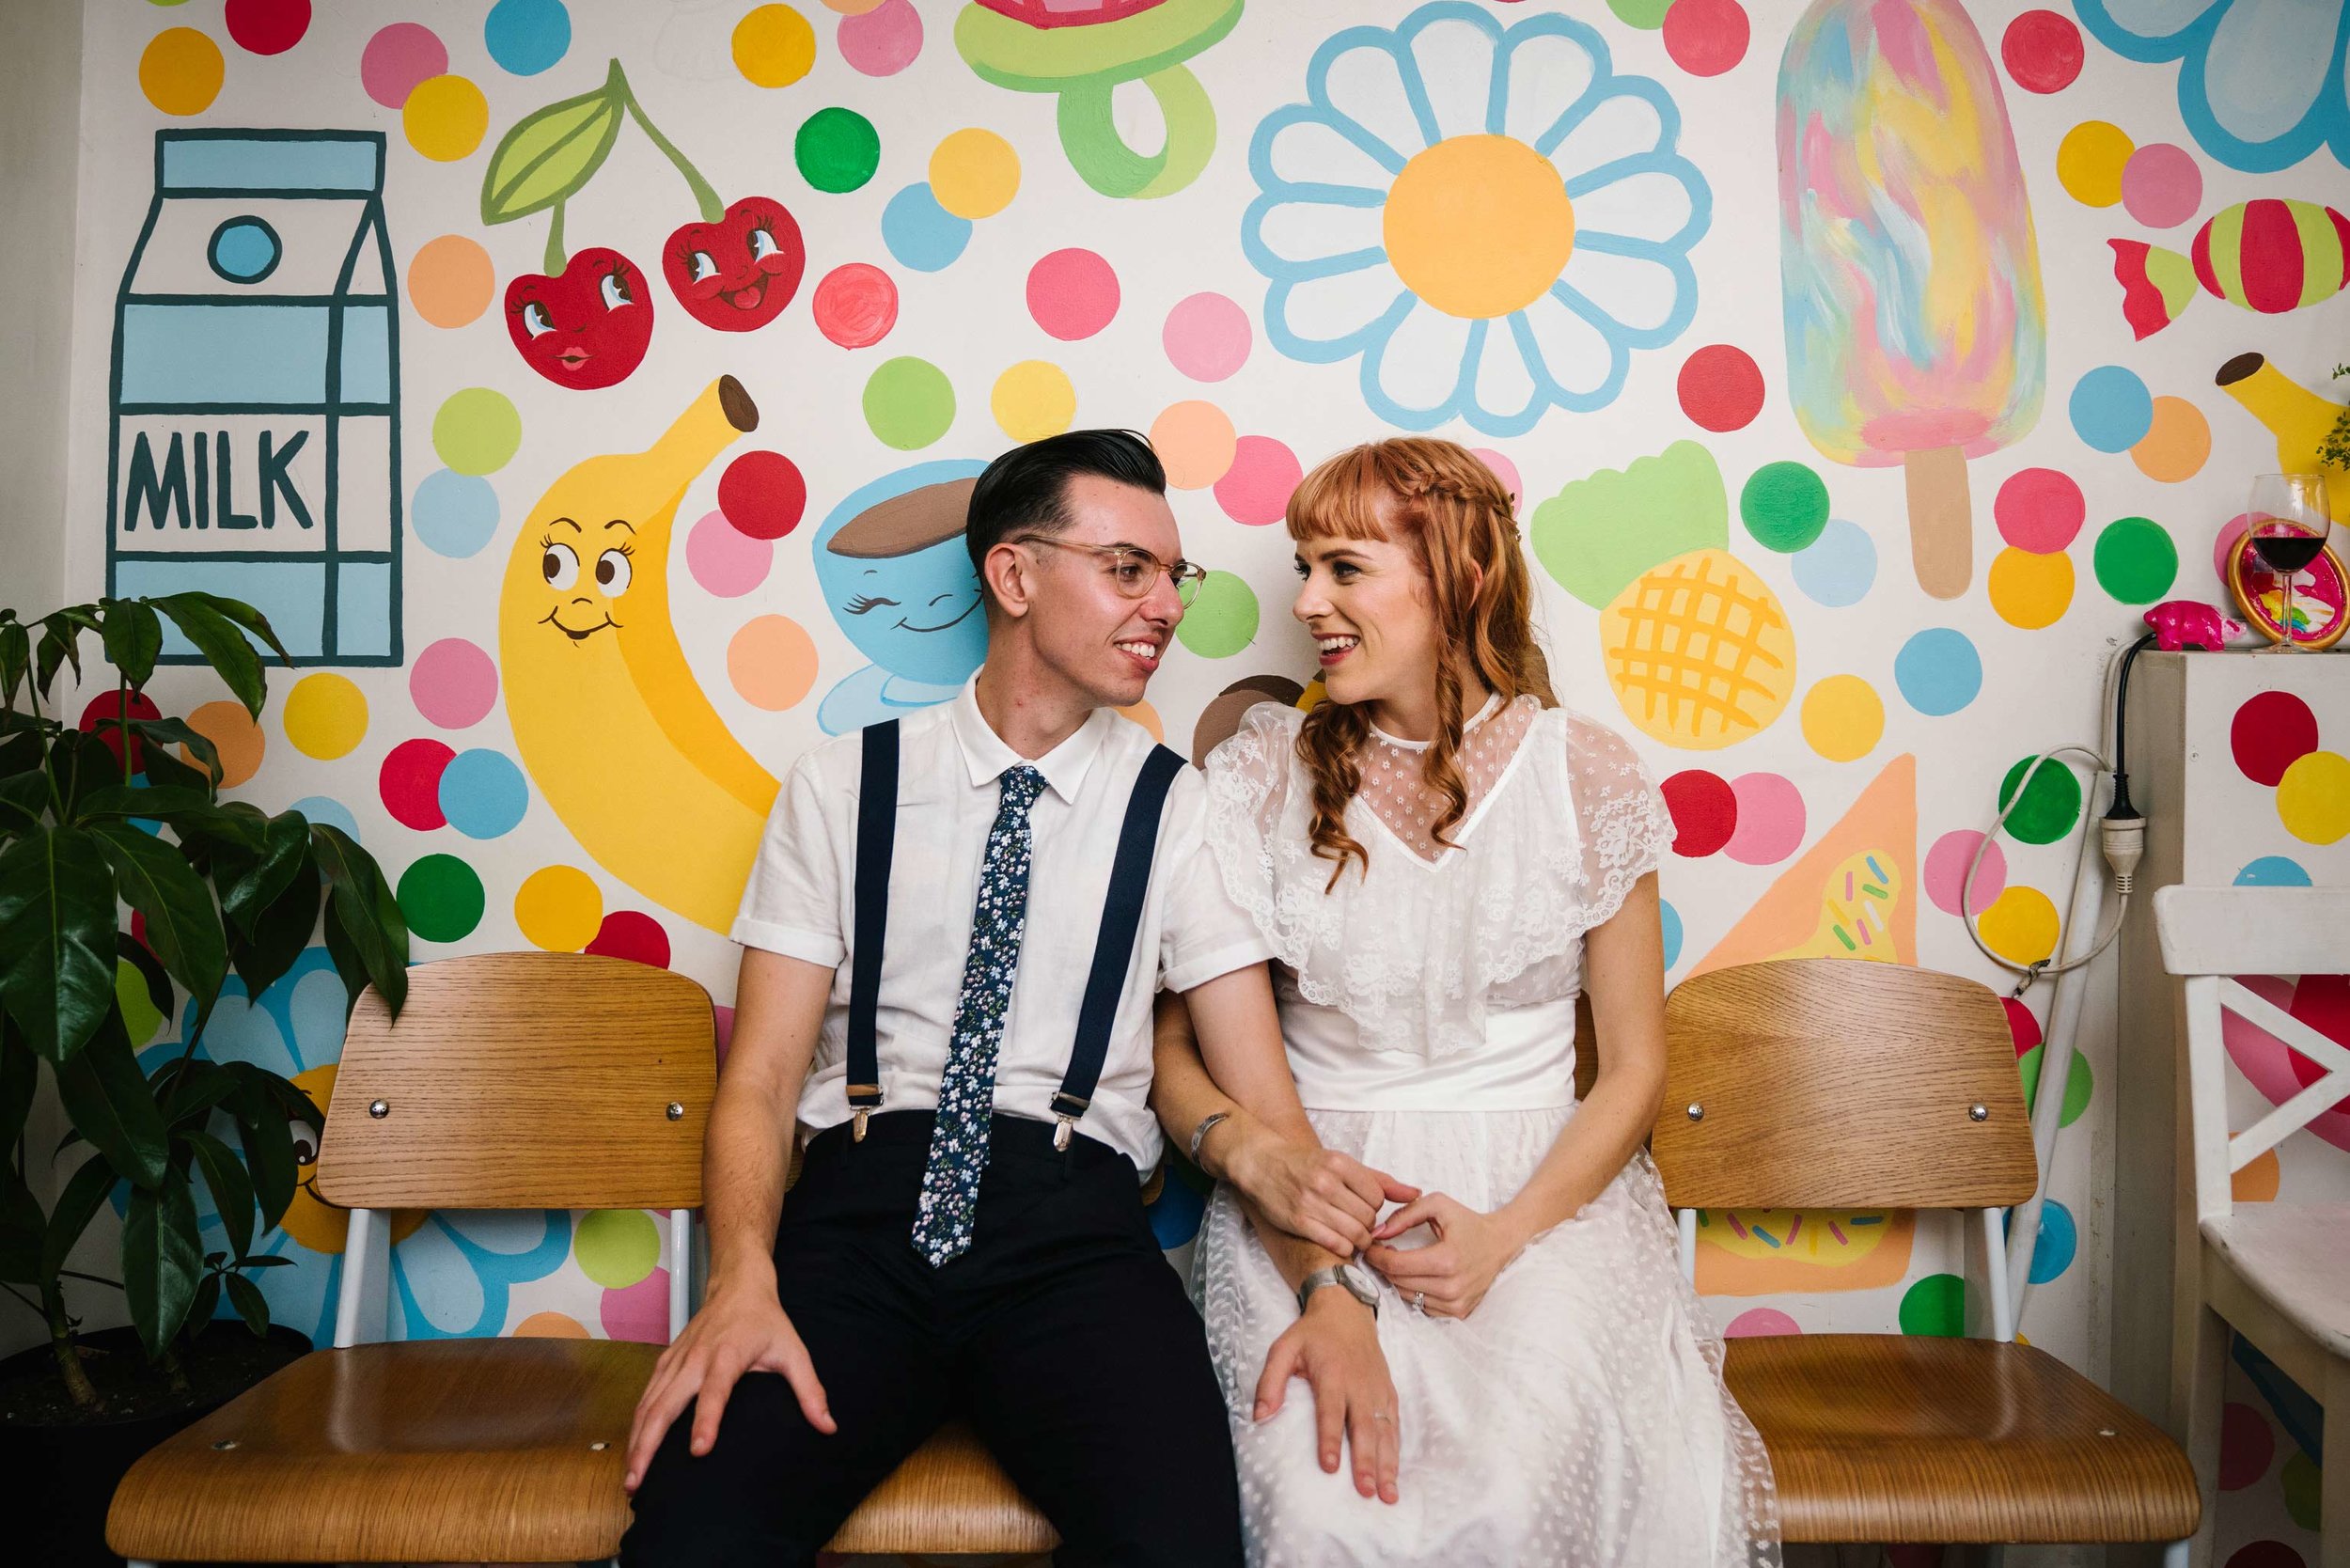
[{"xmin": 0, "ymin": 592, "xmax": 411, "ymax": 1564}]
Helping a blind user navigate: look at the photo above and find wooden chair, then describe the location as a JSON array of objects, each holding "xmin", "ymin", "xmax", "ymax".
[
  {"xmin": 108, "ymin": 951, "xmax": 716, "ymax": 1566},
  {"xmin": 2154, "ymin": 886, "xmax": 2350, "ymax": 1568},
  {"xmin": 1658, "ymin": 958, "xmax": 2200, "ymax": 1560}
]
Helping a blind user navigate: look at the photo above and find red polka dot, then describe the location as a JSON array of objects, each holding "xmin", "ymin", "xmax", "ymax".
[
  {"xmin": 79, "ymin": 690, "xmax": 164, "ymax": 772},
  {"xmin": 2231, "ymin": 690, "xmax": 2319, "ymax": 786},
  {"xmin": 812, "ymin": 262, "xmax": 897, "ymax": 349},
  {"xmin": 2224, "ymin": 1543, "xmax": 2307, "ymax": 1568},
  {"xmin": 226, "ymin": 0, "xmax": 311, "ymax": 56},
  {"xmin": 1026, "ymin": 249, "xmax": 1120, "ymax": 341},
  {"xmin": 1993, "ymin": 467, "xmax": 2086, "ymax": 553},
  {"xmin": 2218, "ymin": 1402, "xmax": 2276, "ymax": 1490},
  {"xmin": 2283, "ymin": 974, "xmax": 2350, "ymax": 1113},
  {"xmin": 587, "ymin": 910, "xmax": 671, "ymax": 968},
  {"xmin": 1214, "ymin": 435, "xmax": 1303, "ymax": 526},
  {"xmin": 1662, "ymin": 0, "xmax": 1748, "ymax": 77},
  {"xmin": 2003, "ymin": 996, "xmax": 2043, "ymax": 1057},
  {"xmin": 2001, "ymin": 9, "xmax": 2084, "ymax": 95},
  {"xmin": 1660, "ymin": 770, "xmax": 1737, "ymax": 857},
  {"xmin": 380, "ymin": 739, "xmax": 455, "ymax": 831},
  {"xmin": 719, "ymin": 451, "xmax": 807, "ymax": 541},
  {"xmin": 1676, "ymin": 344, "xmax": 1763, "ymax": 431}
]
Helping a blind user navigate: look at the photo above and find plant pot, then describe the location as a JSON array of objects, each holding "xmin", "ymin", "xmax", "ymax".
[{"xmin": 0, "ymin": 1321, "xmax": 310, "ymax": 1568}]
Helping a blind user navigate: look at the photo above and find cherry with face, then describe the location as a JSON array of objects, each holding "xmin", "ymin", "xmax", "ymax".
[
  {"xmin": 503, "ymin": 246, "xmax": 655, "ymax": 390},
  {"xmin": 663, "ymin": 196, "xmax": 806, "ymax": 332}
]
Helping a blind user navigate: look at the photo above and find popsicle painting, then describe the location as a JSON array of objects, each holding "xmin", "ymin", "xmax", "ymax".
[{"xmin": 1777, "ymin": 0, "xmax": 2047, "ymax": 601}]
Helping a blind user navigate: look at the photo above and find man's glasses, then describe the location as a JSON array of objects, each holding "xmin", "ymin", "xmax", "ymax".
[{"xmin": 1012, "ymin": 536, "xmax": 1208, "ymax": 605}]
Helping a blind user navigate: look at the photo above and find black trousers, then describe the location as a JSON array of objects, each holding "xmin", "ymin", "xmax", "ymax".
[{"xmin": 619, "ymin": 1110, "xmax": 1244, "ymax": 1567}]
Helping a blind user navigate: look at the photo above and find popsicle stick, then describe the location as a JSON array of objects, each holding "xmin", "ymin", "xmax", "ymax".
[{"xmin": 1905, "ymin": 445, "xmax": 1973, "ymax": 601}]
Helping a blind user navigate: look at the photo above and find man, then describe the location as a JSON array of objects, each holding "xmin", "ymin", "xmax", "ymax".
[{"xmin": 620, "ymin": 431, "xmax": 1404, "ymax": 1565}]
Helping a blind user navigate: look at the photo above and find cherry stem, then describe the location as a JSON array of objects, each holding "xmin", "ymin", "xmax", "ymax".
[
  {"xmin": 544, "ymin": 200, "xmax": 567, "ymax": 275},
  {"xmin": 609, "ymin": 61, "xmax": 725, "ymax": 225}
]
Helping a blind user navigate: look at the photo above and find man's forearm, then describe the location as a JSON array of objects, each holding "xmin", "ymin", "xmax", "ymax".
[{"xmin": 701, "ymin": 1073, "xmax": 796, "ymax": 1295}]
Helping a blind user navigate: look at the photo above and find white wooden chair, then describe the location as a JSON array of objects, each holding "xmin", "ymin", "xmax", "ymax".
[{"xmin": 2154, "ymin": 885, "xmax": 2350, "ymax": 1568}]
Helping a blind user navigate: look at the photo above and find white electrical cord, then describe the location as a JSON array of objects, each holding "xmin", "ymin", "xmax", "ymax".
[{"xmin": 1959, "ymin": 745, "xmax": 2134, "ymax": 984}]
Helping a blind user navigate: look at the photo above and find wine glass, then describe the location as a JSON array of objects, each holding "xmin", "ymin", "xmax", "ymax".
[{"xmin": 2248, "ymin": 474, "xmax": 2335, "ymax": 651}]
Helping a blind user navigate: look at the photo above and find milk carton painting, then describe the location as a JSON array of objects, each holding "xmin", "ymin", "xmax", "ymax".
[{"xmin": 107, "ymin": 130, "xmax": 401, "ymax": 665}]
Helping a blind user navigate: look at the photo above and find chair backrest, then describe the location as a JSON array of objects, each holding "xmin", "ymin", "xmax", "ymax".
[
  {"xmin": 1654, "ymin": 958, "xmax": 2036, "ymax": 1211},
  {"xmin": 2153, "ymin": 886, "xmax": 2350, "ymax": 1228},
  {"xmin": 316, "ymin": 951, "xmax": 717, "ymax": 1212}
]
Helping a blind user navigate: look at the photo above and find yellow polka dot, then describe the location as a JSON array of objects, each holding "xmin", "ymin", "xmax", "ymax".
[
  {"xmin": 1117, "ymin": 700, "xmax": 1163, "ymax": 742},
  {"xmin": 931, "ymin": 128, "xmax": 1021, "ymax": 220},
  {"xmin": 1799, "ymin": 675, "xmax": 1883, "ymax": 762},
  {"xmin": 403, "ymin": 74, "xmax": 489, "ymax": 163},
  {"xmin": 140, "ymin": 27, "xmax": 225, "ymax": 117},
  {"xmin": 514, "ymin": 865, "xmax": 603, "ymax": 951},
  {"xmin": 1988, "ymin": 546, "xmax": 2073, "ymax": 630},
  {"xmin": 282, "ymin": 673, "xmax": 368, "ymax": 760},
  {"xmin": 733, "ymin": 5, "xmax": 816, "ymax": 89},
  {"xmin": 1386, "ymin": 135, "xmax": 1576, "ymax": 319},
  {"xmin": 1979, "ymin": 886, "xmax": 2060, "ymax": 965},
  {"xmin": 2277, "ymin": 750, "xmax": 2350, "ymax": 845},
  {"xmin": 2057, "ymin": 121, "xmax": 2134, "ymax": 208},
  {"xmin": 991, "ymin": 360, "xmax": 1076, "ymax": 443}
]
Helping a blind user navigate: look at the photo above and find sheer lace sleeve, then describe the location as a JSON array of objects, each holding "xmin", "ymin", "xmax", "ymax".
[
  {"xmin": 1200, "ymin": 700, "xmax": 1315, "ymax": 967},
  {"xmin": 1560, "ymin": 710, "xmax": 1674, "ymax": 933}
]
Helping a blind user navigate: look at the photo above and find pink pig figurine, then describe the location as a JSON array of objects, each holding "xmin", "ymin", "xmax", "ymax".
[{"xmin": 2143, "ymin": 599, "xmax": 2245, "ymax": 651}]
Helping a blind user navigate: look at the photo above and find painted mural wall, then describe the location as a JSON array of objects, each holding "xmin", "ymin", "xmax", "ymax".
[{"xmin": 43, "ymin": 0, "xmax": 2350, "ymax": 1560}]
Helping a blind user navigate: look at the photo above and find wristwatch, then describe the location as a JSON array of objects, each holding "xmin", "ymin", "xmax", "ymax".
[{"xmin": 1296, "ymin": 1262, "xmax": 1379, "ymax": 1318}]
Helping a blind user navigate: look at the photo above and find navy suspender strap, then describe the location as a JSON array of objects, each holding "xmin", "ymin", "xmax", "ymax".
[
  {"xmin": 1050, "ymin": 743, "xmax": 1187, "ymax": 1151},
  {"xmin": 846, "ymin": 720, "xmax": 900, "ymax": 1141}
]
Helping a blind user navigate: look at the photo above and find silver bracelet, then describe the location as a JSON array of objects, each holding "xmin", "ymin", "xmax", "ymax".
[{"xmin": 1188, "ymin": 1110, "xmax": 1233, "ymax": 1166}]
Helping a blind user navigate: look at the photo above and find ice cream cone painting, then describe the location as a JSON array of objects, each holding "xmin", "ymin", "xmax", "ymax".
[{"xmin": 1777, "ymin": 0, "xmax": 2046, "ymax": 601}]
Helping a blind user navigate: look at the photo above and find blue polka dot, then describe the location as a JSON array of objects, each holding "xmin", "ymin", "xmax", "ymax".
[
  {"xmin": 1146, "ymin": 1168, "xmax": 1207, "ymax": 1248},
  {"xmin": 2068, "ymin": 366, "xmax": 2154, "ymax": 454},
  {"xmin": 882, "ymin": 183, "xmax": 972, "ymax": 274},
  {"xmin": 2235, "ymin": 855, "xmax": 2313, "ymax": 887},
  {"xmin": 1659, "ymin": 899, "xmax": 1684, "ymax": 970},
  {"xmin": 290, "ymin": 794, "xmax": 360, "ymax": 843},
  {"xmin": 484, "ymin": 0, "xmax": 571, "ymax": 75},
  {"xmin": 413, "ymin": 469, "xmax": 500, "ymax": 559},
  {"xmin": 1791, "ymin": 518, "xmax": 1876, "ymax": 607},
  {"xmin": 2027, "ymin": 1198, "xmax": 2077, "ymax": 1284},
  {"xmin": 439, "ymin": 749, "xmax": 530, "ymax": 839},
  {"xmin": 1893, "ymin": 627, "xmax": 1982, "ymax": 716}
]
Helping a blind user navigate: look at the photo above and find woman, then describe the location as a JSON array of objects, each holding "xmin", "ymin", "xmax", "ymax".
[{"xmin": 1155, "ymin": 438, "xmax": 1780, "ymax": 1566}]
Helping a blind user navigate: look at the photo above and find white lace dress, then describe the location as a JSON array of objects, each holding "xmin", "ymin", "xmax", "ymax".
[{"xmin": 1198, "ymin": 696, "xmax": 1781, "ymax": 1567}]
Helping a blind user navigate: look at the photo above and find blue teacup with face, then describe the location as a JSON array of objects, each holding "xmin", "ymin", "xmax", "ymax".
[{"xmin": 812, "ymin": 459, "xmax": 990, "ymax": 731}]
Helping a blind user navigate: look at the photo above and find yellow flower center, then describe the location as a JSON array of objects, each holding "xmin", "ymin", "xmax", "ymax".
[{"xmin": 1383, "ymin": 134, "xmax": 1576, "ymax": 320}]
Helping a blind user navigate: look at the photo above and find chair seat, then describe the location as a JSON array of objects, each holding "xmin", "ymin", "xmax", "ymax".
[
  {"xmin": 108, "ymin": 1337, "xmax": 660, "ymax": 1563},
  {"xmin": 1724, "ymin": 1334, "xmax": 2199, "ymax": 1543},
  {"xmin": 2201, "ymin": 1202, "xmax": 2350, "ymax": 1361},
  {"xmin": 825, "ymin": 1419, "xmax": 1057, "ymax": 1556}
]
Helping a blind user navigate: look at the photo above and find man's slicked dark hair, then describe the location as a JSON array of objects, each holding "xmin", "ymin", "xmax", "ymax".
[{"xmin": 964, "ymin": 429, "xmax": 1166, "ymax": 579}]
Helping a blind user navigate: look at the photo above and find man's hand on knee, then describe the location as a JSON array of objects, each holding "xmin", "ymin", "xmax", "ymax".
[{"xmin": 623, "ymin": 1280, "xmax": 836, "ymax": 1492}]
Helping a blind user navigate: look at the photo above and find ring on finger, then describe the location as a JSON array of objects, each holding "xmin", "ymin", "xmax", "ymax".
[
  {"xmin": 1371, "ymin": 1409, "xmax": 1391, "ymax": 1423},
  {"xmin": 1411, "ymin": 1291, "xmax": 1425, "ymax": 1313}
]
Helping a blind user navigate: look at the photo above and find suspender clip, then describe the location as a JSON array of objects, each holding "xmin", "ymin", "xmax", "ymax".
[
  {"xmin": 1053, "ymin": 1114, "xmax": 1074, "ymax": 1152},
  {"xmin": 1049, "ymin": 1090, "xmax": 1089, "ymax": 1152},
  {"xmin": 847, "ymin": 1084, "xmax": 882, "ymax": 1143},
  {"xmin": 853, "ymin": 1107, "xmax": 870, "ymax": 1143}
]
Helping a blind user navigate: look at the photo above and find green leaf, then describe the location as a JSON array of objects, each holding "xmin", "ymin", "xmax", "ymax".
[
  {"xmin": 0, "ymin": 825, "xmax": 118, "ymax": 1061},
  {"xmin": 188, "ymin": 1271, "xmax": 221, "ymax": 1335},
  {"xmin": 237, "ymin": 1253, "xmax": 293, "ymax": 1269},
  {"xmin": 175, "ymin": 593, "xmax": 290, "ymax": 666},
  {"xmin": 480, "ymin": 60, "xmax": 628, "ymax": 227},
  {"xmin": 312, "ymin": 823, "xmax": 408, "ymax": 1017},
  {"xmin": 151, "ymin": 596, "xmax": 265, "ymax": 718},
  {"xmin": 0, "ymin": 619, "xmax": 28, "ymax": 711},
  {"xmin": 162, "ymin": 1058, "xmax": 237, "ymax": 1129},
  {"xmin": 134, "ymin": 738, "xmax": 210, "ymax": 796},
  {"xmin": 91, "ymin": 821, "xmax": 227, "ymax": 1017},
  {"xmin": 184, "ymin": 1129, "xmax": 254, "ymax": 1263},
  {"xmin": 78, "ymin": 783, "xmax": 212, "ymax": 823},
  {"xmin": 228, "ymin": 854, "xmax": 319, "ymax": 1002},
  {"xmin": 225, "ymin": 1066, "xmax": 298, "ymax": 1231},
  {"xmin": 124, "ymin": 717, "xmax": 222, "ymax": 790},
  {"xmin": 0, "ymin": 1168, "xmax": 41, "ymax": 1283},
  {"xmin": 44, "ymin": 729, "xmax": 102, "ymax": 823},
  {"xmin": 223, "ymin": 1269, "xmax": 270, "ymax": 1337},
  {"xmin": 0, "ymin": 1013, "xmax": 35, "ymax": 1156},
  {"xmin": 122, "ymin": 1165, "xmax": 203, "ymax": 1357},
  {"xmin": 100, "ymin": 601, "xmax": 164, "ymax": 691},
  {"xmin": 39, "ymin": 1152, "xmax": 119, "ymax": 1281},
  {"xmin": 221, "ymin": 811, "xmax": 308, "ymax": 933},
  {"xmin": 55, "ymin": 1008, "xmax": 167, "ymax": 1189},
  {"xmin": 34, "ymin": 618, "xmax": 85, "ymax": 702},
  {"xmin": 0, "ymin": 769, "xmax": 45, "ymax": 836}
]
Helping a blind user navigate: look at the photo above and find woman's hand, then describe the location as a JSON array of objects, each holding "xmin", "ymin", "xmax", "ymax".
[
  {"xmin": 1253, "ymin": 1291, "xmax": 1402, "ymax": 1503},
  {"xmin": 1361, "ymin": 1192, "xmax": 1529, "ymax": 1319},
  {"xmin": 1211, "ymin": 1115, "xmax": 1418, "ymax": 1257}
]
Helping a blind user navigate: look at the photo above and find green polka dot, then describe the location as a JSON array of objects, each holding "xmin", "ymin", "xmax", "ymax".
[
  {"xmin": 1739, "ymin": 461, "xmax": 1830, "ymax": 553},
  {"xmin": 575, "ymin": 1208, "xmax": 661, "ymax": 1289},
  {"xmin": 397, "ymin": 854, "xmax": 485, "ymax": 943},
  {"xmin": 1606, "ymin": 0, "xmax": 1671, "ymax": 24},
  {"xmin": 1898, "ymin": 1272, "xmax": 1967, "ymax": 1337},
  {"xmin": 1175, "ymin": 571, "xmax": 1258, "ymax": 658},
  {"xmin": 2018, "ymin": 1043, "xmax": 2092, "ymax": 1127},
  {"xmin": 2282, "ymin": 1446, "xmax": 2322, "ymax": 1530},
  {"xmin": 1998, "ymin": 755, "xmax": 2083, "ymax": 845},
  {"xmin": 431, "ymin": 388, "xmax": 522, "ymax": 477},
  {"xmin": 795, "ymin": 107, "xmax": 880, "ymax": 194},
  {"xmin": 2092, "ymin": 516, "xmax": 2178, "ymax": 604},
  {"xmin": 118, "ymin": 957, "xmax": 165, "ymax": 1045},
  {"xmin": 863, "ymin": 357, "xmax": 955, "ymax": 449}
]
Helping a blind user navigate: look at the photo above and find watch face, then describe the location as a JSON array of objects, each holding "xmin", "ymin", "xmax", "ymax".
[{"xmin": 1337, "ymin": 1264, "xmax": 1377, "ymax": 1305}]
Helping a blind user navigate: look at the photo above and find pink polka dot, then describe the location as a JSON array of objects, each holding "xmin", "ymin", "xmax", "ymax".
[
  {"xmin": 1993, "ymin": 467, "xmax": 2085, "ymax": 553},
  {"xmin": 837, "ymin": 0, "xmax": 922, "ymax": 77},
  {"xmin": 1662, "ymin": 0, "xmax": 1748, "ymax": 77},
  {"xmin": 1470, "ymin": 447, "xmax": 1521, "ymax": 513},
  {"xmin": 601, "ymin": 1267, "xmax": 670, "ymax": 1344},
  {"xmin": 587, "ymin": 909, "xmax": 671, "ymax": 967},
  {"xmin": 1163, "ymin": 292, "xmax": 1250, "ymax": 382},
  {"xmin": 2219, "ymin": 1401, "xmax": 2275, "ymax": 1490},
  {"xmin": 1027, "ymin": 249, "xmax": 1119, "ymax": 341},
  {"xmin": 409, "ymin": 638, "xmax": 499, "ymax": 729},
  {"xmin": 1724, "ymin": 773, "xmax": 1804, "ymax": 865},
  {"xmin": 1925, "ymin": 829, "xmax": 2006, "ymax": 917},
  {"xmin": 2122, "ymin": 143, "xmax": 2202, "ymax": 229},
  {"xmin": 361, "ymin": 23, "xmax": 446, "ymax": 110},
  {"xmin": 813, "ymin": 262, "xmax": 897, "ymax": 349},
  {"xmin": 380, "ymin": 738, "xmax": 454, "ymax": 830},
  {"xmin": 1724, "ymin": 1309, "xmax": 1801, "ymax": 1337},
  {"xmin": 688, "ymin": 509, "xmax": 776, "ymax": 598},
  {"xmin": 1214, "ymin": 435, "xmax": 1303, "ymax": 526},
  {"xmin": 2216, "ymin": 512, "xmax": 2252, "ymax": 587},
  {"xmin": 713, "ymin": 1003, "xmax": 736, "ymax": 1066}
]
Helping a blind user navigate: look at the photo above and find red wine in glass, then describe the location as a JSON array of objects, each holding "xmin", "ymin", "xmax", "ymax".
[
  {"xmin": 2248, "ymin": 475, "xmax": 2336, "ymax": 651},
  {"xmin": 2252, "ymin": 529, "xmax": 2326, "ymax": 573}
]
